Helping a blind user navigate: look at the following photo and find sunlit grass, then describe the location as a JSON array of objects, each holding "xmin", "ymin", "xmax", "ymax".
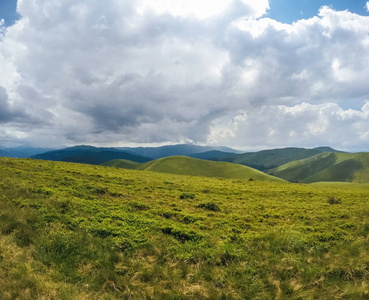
[{"xmin": 1, "ymin": 157, "xmax": 369, "ymax": 299}]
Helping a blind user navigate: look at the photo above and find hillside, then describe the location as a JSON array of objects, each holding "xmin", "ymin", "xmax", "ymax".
[
  {"xmin": 268, "ymin": 152, "xmax": 369, "ymax": 183},
  {"xmin": 222, "ymin": 146, "xmax": 341, "ymax": 171},
  {"xmin": 102, "ymin": 156, "xmax": 284, "ymax": 181},
  {"xmin": 30, "ymin": 145, "xmax": 151, "ymax": 165},
  {"xmin": 1, "ymin": 157, "xmax": 369, "ymax": 299}
]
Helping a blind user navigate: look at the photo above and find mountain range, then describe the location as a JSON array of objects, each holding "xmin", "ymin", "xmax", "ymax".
[
  {"xmin": 0, "ymin": 146, "xmax": 52, "ymax": 158},
  {"xmin": 2, "ymin": 143, "xmax": 369, "ymax": 183},
  {"xmin": 30, "ymin": 145, "xmax": 151, "ymax": 165},
  {"xmin": 118, "ymin": 144, "xmax": 241, "ymax": 159}
]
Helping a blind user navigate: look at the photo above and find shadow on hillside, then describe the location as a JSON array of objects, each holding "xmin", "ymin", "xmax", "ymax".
[{"xmin": 332, "ymin": 159, "xmax": 363, "ymax": 182}]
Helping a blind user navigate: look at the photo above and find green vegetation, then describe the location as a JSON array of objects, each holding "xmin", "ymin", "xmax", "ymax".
[
  {"xmin": 269, "ymin": 152, "xmax": 369, "ymax": 183},
  {"xmin": 222, "ymin": 147, "xmax": 340, "ymax": 171},
  {"xmin": 1, "ymin": 157, "xmax": 369, "ymax": 299},
  {"xmin": 102, "ymin": 156, "xmax": 284, "ymax": 182}
]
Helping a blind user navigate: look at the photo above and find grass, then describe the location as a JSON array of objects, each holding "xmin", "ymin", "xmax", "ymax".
[{"xmin": 1, "ymin": 157, "xmax": 369, "ymax": 298}]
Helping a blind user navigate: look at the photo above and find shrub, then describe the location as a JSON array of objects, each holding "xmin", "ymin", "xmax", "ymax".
[
  {"xmin": 179, "ymin": 193, "xmax": 195, "ymax": 200},
  {"xmin": 328, "ymin": 197, "xmax": 341, "ymax": 204},
  {"xmin": 129, "ymin": 201, "xmax": 150, "ymax": 211},
  {"xmin": 161, "ymin": 226, "xmax": 202, "ymax": 243},
  {"xmin": 197, "ymin": 202, "xmax": 221, "ymax": 212}
]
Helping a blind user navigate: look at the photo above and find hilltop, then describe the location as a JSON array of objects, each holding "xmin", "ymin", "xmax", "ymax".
[{"xmin": 102, "ymin": 156, "xmax": 284, "ymax": 182}]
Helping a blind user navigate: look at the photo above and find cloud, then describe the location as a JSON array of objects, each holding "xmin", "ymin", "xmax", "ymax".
[
  {"xmin": 0, "ymin": 86, "xmax": 27, "ymax": 123},
  {"xmin": 207, "ymin": 102, "xmax": 369, "ymax": 151},
  {"xmin": 366, "ymin": 2, "xmax": 369, "ymax": 12},
  {"xmin": 0, "ymin": 1, "xmax": 368, "ymax": 149}
]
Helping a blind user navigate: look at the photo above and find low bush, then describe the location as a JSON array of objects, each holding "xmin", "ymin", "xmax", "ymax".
[
  {"xmin": 328, "ymin": 196, "xmax": 341, "ymax": 204},
  {"xmin": 179, "ymin": 193, "xmax": 195, "ymax": 199},
  {"xmin": 197, "ymin": 202, "xmax": 221, "ymax": 212}
]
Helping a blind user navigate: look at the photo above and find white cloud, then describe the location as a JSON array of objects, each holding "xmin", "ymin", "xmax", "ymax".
[
  {"xmin": 207, "ymin": 102, "xmax": 369, "ymax": 151},
  {"xmin": 0, "ymin": 1, "xmax": 369, "ymax": 149},
  {"xmin": 366, "ymin": 2, "xmax": 369, "ymax": 12},
  {"xmin": 137, "ymin": 0, "xmax": 269, "ymax": 19}
]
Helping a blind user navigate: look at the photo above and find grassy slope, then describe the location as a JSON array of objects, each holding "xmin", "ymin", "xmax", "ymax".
[
  {"xmin": 103, "ymin": 156, "xmax": 284, "ymax": 182},
  {"xmin": 223, "ymin": 147, "xmax": 329, "ymax": 171},
  {"xmin": 2, "ymin": 157, "xmax": 369, "ymax": 299},
  {"xmin": 101, "ymin": 159, "xmax": 140, "ymax": 169},
  {"xmin": 269, "ymin": 152, "xmax": 369, "ymax": 183}
]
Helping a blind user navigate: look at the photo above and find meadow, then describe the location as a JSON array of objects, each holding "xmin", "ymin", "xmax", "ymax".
[{"xmin": 1, "ymin": 157, "xmax": 369, "ymax": 299}]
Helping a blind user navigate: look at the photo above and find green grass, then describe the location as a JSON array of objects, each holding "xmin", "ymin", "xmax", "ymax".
[
  {"xmin": 102, "ymin": 156, "xmax": 284, "ymax": 182},
  {"xmin": 1, "ymin": 157, "xmax": 369, "ymax": 299},
  {"xmin": 268, "ymin": 152, "xmax": 369, "ymax": 183},
  {"xmin": 222, "ymin": 147, "xmax": 334, "ymax": 170}
]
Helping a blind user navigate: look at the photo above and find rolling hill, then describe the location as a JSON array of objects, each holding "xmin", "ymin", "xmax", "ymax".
[
  {"xmin": 30, "ymin": 145, "xmax": 151, "ymax": 165},
  {"xmin": 102, "ymin": 156, "xmax": 285, "ymax": 181},
  {"xmin": 268, "ymin": 152, "xmax": 369, "ymax": 183},
  {"xmin": 221, "ymin": 146, "xmax": 342, "ymax": 171}
]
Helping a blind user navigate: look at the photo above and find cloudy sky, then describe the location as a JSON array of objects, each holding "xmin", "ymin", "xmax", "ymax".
[{"xmin": 1, "ymin": 0, "xmax": 369, "ymax": 151}]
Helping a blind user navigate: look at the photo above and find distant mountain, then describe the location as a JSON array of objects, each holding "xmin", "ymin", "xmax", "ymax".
[
  {"xmin": 0, "ymin": 146, "xmax": 53, "ymax": 158},
  {"xmin": 221, "ymin": 147, "xmax": 342, "ymax": 171},
  {"xmin": 30, "ymin": 145, "xmax": 151, "ymax": 165},
  {"xmin": 268, "ymin": 152, "xmax": 369, "ymax": 183},
  {"xmin": 188, "ymin": 150, "xmax": 237, "ymax": 161},
  {"xmin": 102, "ymin": 156, "xmax": 285, "ymax": 182},
  {"xmin": 119, "ymin": 144, "xmax": 241, "ymax": 159},
  {"xmin": 0, "ymin": 148, "xmax": 13, "ymax": 157}
]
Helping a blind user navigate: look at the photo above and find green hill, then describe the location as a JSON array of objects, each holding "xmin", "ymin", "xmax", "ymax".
[
  {"xmin": 268, "ymin": 152, "xmax": 369, "ymax": 183},
  {"xmin": 101, "ymin": 158, "xmax": 140, "ymax": 169},
  {"xmin": 223, "ymin": 147, "xmax": 341, "ymax": 171},
  {"xmin": 103, "ymin": 156, "xmax": 284, "ymax": 181},
  {"xmin": 2, "ymin": 157, "xmax": 369, "ymax": 299}
]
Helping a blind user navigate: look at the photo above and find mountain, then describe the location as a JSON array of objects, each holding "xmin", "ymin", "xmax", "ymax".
[
  {"xmin": 0, "ymin": 148, "xmax": 13, "ymax": 157},
  {"xmin": 102, "ymin": 156, "xmax": 285, "ymax": 182},
  {"xmin": 119, "ymin": 144, "xmax": 241, "ymax": 159},
  {"xmin": 30, "ymin": 145, "xmax": 151, "ymax": 165},
  {"xmin": 268, "ymin": 152, "xmax": 369, "ymax": 183},
  {"xmin": 0, "ymin": 146, "xmax": 53, "ymax": 158},
  {"xmin": 221, "ymin": 147, "xmax": 342, "ymax": 171},
  {"xmin": 188, "ymin": 150, "xmax": 237, "ymax": 161}
]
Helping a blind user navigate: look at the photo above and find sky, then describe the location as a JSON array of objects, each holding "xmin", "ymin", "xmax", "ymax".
[{"xmin": 1, "ymin": 1, "xmax": 369, "ymax": 151}]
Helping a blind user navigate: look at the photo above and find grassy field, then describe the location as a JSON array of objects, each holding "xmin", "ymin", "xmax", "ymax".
[
  {"xmin": 102, "ymin": 156, "xmax": 284, "ymax": 182},
  {"xmin": 1, "ymin": 157, "xmax": 369, "ymax": 299}
]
